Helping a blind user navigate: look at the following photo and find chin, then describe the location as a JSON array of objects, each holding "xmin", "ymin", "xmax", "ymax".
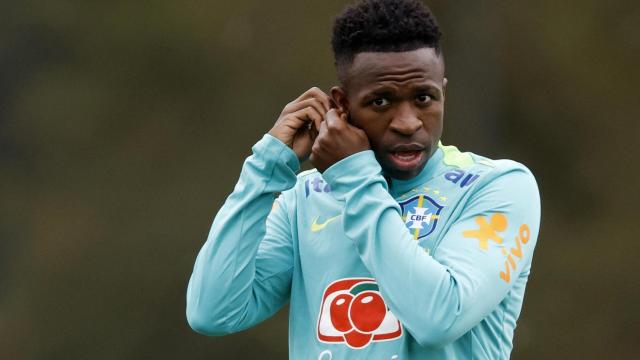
[{"xmin": 381, "ymin": 157, "xmax": 428, "ymax": 180}]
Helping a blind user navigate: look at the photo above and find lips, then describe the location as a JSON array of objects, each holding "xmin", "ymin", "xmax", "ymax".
[{"xmin": 387, "ymin": 144, "xmax": 426, "ymax": 169}]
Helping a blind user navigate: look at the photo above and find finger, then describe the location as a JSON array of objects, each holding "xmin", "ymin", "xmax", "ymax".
[
  {"xmin": 280, "ymin": 107, "xmax": 314, "ymax": 132},
  {"xmin": 298, "ymin": 101, "xmax": 325, "ymax": 131},
  {"xmin": 283, "ymin": 98, "xmax": 327, "ymax": 128},
  {"xmin": 291, "ymin": 106, "xmax": 323, "ymax": 131},
  {"xmin": 298, "ymin": 106, "xmax": 324, "ymax": 131},
  {"xmin": 295, "ymin": 87, "xmax": 331, "ymax": 113},
  {"xmin": 317, "ymin": 115, "xmax": 329, "ymax": 137},
  {"xmin": 324, "ymin": 108, "xmax": 346, "ymax": 130},
  {"xmin": 309, "ymin": 152, "xmax": 316, "ymax": 165},
  {"xmin": 311, "ymin": 120, "xmax": 327, "ymax": 155},
  {"xmin": 307, "ymin": 123, "xmax": 318, "ymax": 142}
]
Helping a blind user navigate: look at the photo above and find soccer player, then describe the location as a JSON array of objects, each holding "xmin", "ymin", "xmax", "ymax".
[{"xmin": 186, "ymin": 0, "xmax": 541, "ymax": 358}]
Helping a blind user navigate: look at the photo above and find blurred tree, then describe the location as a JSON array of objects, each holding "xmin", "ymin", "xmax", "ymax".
[{"xmin": 0, "ymin": 0, "xmax": 638, "ymax": 359}]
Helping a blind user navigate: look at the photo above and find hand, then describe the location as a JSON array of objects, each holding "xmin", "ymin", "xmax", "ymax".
[
  {"xmin": 268, "ymin": 87, "xmax": 332, "ymax": 161},
  {"xmin": 310, "ymin": 109, "xmax": 370, "ymax": 173}
]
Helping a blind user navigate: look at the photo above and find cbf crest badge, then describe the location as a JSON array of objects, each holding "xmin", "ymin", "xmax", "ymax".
[{"xmin": 399, "ymin": 194, "xmax": 443, "ymax": 240}]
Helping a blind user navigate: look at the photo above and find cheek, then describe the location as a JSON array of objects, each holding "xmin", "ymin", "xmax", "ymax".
[
  {"xmin": 350, "ymin": 112, "xmax": 388, "ymax": 145},
  {"xmin": 362, "ymin": 126, "xmax": 388, "ymax": 150},
  {"xmin": 424, "ymin": 117, "xmax": 443, "ymax": 133},
  {"xmin": 422, "ymin": 108, "xmax": 444, "ymax": 135}
]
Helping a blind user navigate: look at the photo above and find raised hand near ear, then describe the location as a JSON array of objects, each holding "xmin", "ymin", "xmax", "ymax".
[
  {"xmin": 268, "ymin": 87, "xmax": 331, "ymax": 161},
  {"xmin": 310, "ymin": 109, "xmax": 370, "ymax": 173}
]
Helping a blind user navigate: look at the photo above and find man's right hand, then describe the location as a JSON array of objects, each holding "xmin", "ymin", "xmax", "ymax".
[{"xmin": 268, "ymin": 87, "xmax": 332, "ymax": 161}]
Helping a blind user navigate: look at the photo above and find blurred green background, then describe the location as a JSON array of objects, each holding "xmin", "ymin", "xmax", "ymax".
[{"xmin": 1, "ymin": 0, "xmax": 639, "ymax": 359}]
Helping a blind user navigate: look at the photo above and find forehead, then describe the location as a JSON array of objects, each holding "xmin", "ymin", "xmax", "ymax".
[{"xmin": 344, "ymin": 48, "xmax": 444, "ymax": 90}]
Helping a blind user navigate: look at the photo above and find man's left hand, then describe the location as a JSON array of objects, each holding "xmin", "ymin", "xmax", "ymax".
[{"xmin": 310, "ymin": 109, "xmax": 370, "ymax": 173}]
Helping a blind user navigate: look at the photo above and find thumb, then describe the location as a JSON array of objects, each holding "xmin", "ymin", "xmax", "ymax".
[
  {"xmin": 327, "ymin": 108, "xmax": 353, "ymax": 128},
  {"xmin": 324, "ymin": 109, "xmax": 341, "ymax": 128}
]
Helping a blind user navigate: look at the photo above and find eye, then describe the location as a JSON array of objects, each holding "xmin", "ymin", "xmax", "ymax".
[
  {"xmin": 372, "ymin": 97, "xmax": 389, "ymax": 107},
  {"xmin": 416, "ymin": 94, "xmax": 432, "ymax": 104}
]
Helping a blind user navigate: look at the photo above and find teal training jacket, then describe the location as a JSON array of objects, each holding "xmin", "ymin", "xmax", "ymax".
[{"xmin": 187, "ymin": 134, "xmax": 541, "ymax": 359}]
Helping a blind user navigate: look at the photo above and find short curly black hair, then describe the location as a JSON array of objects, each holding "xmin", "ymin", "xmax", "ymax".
[{"xmin": 332, "ymin": 0, "xmax": 442, "ymax": 69}]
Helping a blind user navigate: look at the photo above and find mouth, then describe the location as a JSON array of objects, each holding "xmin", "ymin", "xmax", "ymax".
[{"xmin": 387, "ymin": 144, "xmax": 426, "ymax": 170}]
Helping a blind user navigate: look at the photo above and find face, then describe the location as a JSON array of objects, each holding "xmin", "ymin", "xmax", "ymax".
[{"xmin": 332, "ymin": 48, "xmax": 447, "ymax": 180}]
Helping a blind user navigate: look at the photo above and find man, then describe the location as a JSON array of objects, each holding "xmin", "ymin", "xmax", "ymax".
[{"xmin": 187, "ymin": 0, "xmax": 540, "ymax": 358}]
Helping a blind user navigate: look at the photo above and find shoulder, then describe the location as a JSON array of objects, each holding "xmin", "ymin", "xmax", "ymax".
[
  {"xmin": 438, "ymin": 141, "xmax": 537, "ymax": 190},
  {"xmin": 435, "ymin": 143, "xmax": 541, "ymax": 237}
]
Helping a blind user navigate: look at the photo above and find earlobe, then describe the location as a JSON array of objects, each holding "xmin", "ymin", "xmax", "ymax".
[{"xmin": 330, "ymin": 86, "xmax": 349, "ymax": 113}]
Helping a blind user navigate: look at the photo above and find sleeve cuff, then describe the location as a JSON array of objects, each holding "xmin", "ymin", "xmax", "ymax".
[
  {"xmin": 322, "ymin": 150, "xmax": 384, "ymax": 200},
  {"xmin": 252, "ymin": 134, "xmax": 300, "ymax": 174}
]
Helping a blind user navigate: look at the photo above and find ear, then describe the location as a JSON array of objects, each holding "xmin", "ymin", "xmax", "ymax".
[{"xmin": 330, "ymin": 86, "xmax": 349, "ymax": 113}]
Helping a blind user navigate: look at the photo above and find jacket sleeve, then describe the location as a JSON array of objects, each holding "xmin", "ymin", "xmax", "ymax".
[
  {"xmin": 186, "ymin": 134, "xmax": 298, "ymax": 336},
  {"xmin": 322, "ymin": 150, "xmax": 541, "ymax": 347}
]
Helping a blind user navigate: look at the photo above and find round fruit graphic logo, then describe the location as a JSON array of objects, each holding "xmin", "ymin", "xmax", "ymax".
[{"xmin": 317, "ymin": 278, "xmax": 403, "ymax": 348}]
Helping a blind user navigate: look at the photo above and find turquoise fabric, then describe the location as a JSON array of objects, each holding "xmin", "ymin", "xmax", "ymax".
[{"xmin": 187, "ymin": 133, "xmax": 540, "ymax": 359}]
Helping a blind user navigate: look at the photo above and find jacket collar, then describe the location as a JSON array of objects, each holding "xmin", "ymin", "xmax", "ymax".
[{"xmin": 388, "ymin": 147, "xmax": 443, "ymax": 198}]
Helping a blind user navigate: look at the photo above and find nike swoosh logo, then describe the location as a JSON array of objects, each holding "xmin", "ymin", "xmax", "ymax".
[{"xmin": 311, "ymin": 215, "xmax": 341, "ymax": 232}]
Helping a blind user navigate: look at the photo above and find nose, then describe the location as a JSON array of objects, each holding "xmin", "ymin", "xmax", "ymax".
[{"xmin": 389, "ymin": 102, "xmax": 422, "ymax": 136}]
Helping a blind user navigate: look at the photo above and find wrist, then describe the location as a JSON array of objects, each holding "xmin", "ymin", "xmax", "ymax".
[
  {"xmin": 255, "ymin": 134, "xmax": 300, "ymax": 173},
  {"xmin": 322, "ymin": 150, "xmax": 384, "ymax": 200}
]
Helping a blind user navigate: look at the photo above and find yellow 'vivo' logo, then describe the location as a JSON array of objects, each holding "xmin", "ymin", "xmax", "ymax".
[
  {"xmin": 462, "ymin": 214, "xmax": 531, "ymax": 283},
  {"xmin": 311, "ymin": 215, "xmax": 341, "ymax": 232}
]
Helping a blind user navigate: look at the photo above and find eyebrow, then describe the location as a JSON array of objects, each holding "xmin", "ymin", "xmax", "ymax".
[
  {"xmin": 360, "ymin": 88, "xmax": 395, "ymax": 101},
  {"xmin": 363, "ymin": 82, "xmax": 440, "ymax": 97}
]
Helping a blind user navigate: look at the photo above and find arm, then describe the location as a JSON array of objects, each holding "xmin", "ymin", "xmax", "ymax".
[
  {"xmin": 186, "ymin": 87, "xmax": 333, "ymax": 335},
  {"xmin": 322, "ymin": 151, "xmax": 541, "ymax": 347},
  {"xmin": 186, "ymin": 134, "xmax": 299, "ymax": 335}
]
